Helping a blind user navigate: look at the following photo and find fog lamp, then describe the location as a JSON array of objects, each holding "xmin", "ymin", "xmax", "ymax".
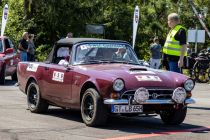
[
  {"xmin": 134, "ymin": 87, "xmax": 149, "ymax": 103},
  {"xmin": 172, "ymin": 87, "xmax": 186, "ymax": 104}
]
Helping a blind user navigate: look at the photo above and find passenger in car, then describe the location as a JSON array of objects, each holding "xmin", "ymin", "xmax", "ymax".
[{"xmin": 57, "ymin": 47, "xmax": 71, "ymax": 65}]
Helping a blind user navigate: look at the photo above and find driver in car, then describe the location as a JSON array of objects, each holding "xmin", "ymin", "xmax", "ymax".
[{"xmin": 112, "ymin": 47, "xmax": 129, "ymax": 60}]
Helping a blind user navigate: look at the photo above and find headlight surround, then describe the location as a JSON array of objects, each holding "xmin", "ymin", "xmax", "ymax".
[
  {"xmin": 113, "ymin": 79, "xmax": 124, "ymax": 92},
  {"xmin": 184, "ymin": 79, "xmax": 195, "ymax": 91}
]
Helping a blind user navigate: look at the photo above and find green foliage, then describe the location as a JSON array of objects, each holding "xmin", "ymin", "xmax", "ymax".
[
  {"xmin": 1, "ymin": 0, "xmax": 210, "ymax": 61},
  {"xmin": 35, "ymin": 44, "xmax": 52, "ymax": 61}
]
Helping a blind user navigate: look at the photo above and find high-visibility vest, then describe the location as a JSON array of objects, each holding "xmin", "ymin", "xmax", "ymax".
[{"xmin": 163, "ymin": 25, "xmax": 187, "ymax": 56}]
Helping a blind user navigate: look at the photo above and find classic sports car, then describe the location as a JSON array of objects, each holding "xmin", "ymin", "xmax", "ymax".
[
  {"xmin": 17, "ymin": 38, "xmax": 195, "ymax": 126},
  {"xmin": 0, "ymin": 36, "xmax": 20, "ymax": 84}
]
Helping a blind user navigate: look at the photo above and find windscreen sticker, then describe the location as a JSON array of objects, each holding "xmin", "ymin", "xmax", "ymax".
[
  {"xmin": 52, "ymin": 71, "xmax": 64, "ymax": 82},
  {"xmin": 26, "ymin": 63, "xmax": 39, "ymax": 72},
  {"xmin": 135, "ymin": 75, "xmax": 162, "ymax": 81},
  {"xmin": 79, "ymin": 44, "xmax": 126, "ymax": 50}
]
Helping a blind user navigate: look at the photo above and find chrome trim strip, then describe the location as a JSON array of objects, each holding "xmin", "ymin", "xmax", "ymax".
[
  {"xmin": 185, "ymin": 98, "xmax": 196, "ymax": 104},
  {"xmin": 104, "ymin": 99, "xmax": 129, "ymax": 104},
  {"xmin": 104, "ymin": 98, "xmax": 195, "ymax": 105},
  {"xmin": 121, "ymin": 88, "xmax": 174, "ymax": 98}
]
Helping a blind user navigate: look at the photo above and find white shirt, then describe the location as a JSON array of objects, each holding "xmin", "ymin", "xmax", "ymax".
[
  {"xmin": 58, "ymin": 59, "xmax": 69, "ymax": 65},
  {"xmin": 57, "ymin": 47, "xmax": 69, "ymax": 57}
]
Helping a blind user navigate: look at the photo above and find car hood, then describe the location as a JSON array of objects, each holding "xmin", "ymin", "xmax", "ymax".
[{"xmin": 78, "ymin": 64, "xmax": 188, "ymax": 90}]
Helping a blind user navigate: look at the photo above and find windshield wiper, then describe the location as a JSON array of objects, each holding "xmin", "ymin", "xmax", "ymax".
[
  {"xmin": 77, "ymin": 59, "xmax": 139, "ymax": 65},
  {"xmin": 110, "ymin": 60, "xmax": 139, "ymax": 65}
]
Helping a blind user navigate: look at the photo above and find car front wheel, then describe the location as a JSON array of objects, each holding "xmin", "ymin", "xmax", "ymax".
[
  {"xmin": 81, "ymin": 88, "xmax": 108, "ymax": 126},
  {"xmin": 160, "ymin": 105, "xmax": 187, "ymax": 125},
  {"xmin": 27, "ymin": 81, "xmax": 49, "ymax": 113}
]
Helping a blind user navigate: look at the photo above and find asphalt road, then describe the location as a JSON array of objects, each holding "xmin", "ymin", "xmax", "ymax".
[{"xmin": 0, "ymin": 79, "xmax": 210, "ymax": 140}]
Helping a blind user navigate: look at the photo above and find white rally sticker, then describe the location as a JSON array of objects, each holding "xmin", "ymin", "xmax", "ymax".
[
  {"xmin": 129, "ymin": 71, "xmax": 156, "ymax": 74},
  {"xmin": 135, "ymin": 75, "xmax": 162, "ymax": 81},
  {"xmin": 52, "ymin": 71, "xmax": 64, "ymax": 82},
  {"xmin": 26, "ymin": 63, "xmax": 39, "ymax": 72}
]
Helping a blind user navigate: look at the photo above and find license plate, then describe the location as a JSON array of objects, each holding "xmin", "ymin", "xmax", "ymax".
[{"xmin": 111, "ymin": 105, "xmax": 143, "ymax": 113}]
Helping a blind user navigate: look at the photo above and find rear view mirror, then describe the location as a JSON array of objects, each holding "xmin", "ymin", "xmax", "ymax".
[{"xmin": 5, "ymin": 48, "xmax": 14, "ymax": 54}]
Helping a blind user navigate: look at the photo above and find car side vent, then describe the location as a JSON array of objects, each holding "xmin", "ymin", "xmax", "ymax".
[{"xmin": 129, "ymin": 68, "xmax": 147, "ymax": 71}]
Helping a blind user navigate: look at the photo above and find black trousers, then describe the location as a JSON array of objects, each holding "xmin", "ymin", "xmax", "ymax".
[{"xmin": 27, "ymin": 53, "xmax": 35, "ymax": 61}]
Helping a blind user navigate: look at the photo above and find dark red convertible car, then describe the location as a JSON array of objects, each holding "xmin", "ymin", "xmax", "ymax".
[
  {"xmin": 17, "ymin": 38, "xmax": 195, "ymax": 126},
  {"xmin": 0, "ymin": 36, "xmax": 19, "ymax": 84}
]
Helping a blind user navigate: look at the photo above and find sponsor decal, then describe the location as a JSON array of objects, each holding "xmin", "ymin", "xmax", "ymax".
[
  {"xmin": 132, "ymin": 5, "xmax": 139, "ymax": 49},
  {"xmin": 135, "ymin": 75, "xmax": 162, "ymax": 81},
  {"xmin": 26, "ymin": 63, "xmax": 39, "ymax": 72},
  {"xmin": 1, "ymin": 4, "xmax": 9, "ymax": 36},
  {"xmin": 52, "ymin": 71, "xmax": 64, "ymax": 82}
]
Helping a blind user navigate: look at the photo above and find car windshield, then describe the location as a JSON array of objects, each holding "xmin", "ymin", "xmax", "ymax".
[
  {"xmin": 74, "ymin": 42, "xmax": 140, "ymax": 65},
  {"xmin": 0, "ymin": 40, "xmax": 3, "ymax": 53}
]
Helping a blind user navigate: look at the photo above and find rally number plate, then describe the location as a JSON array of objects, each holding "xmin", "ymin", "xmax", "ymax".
[{"xmin": 111, "ymin": 105, "xmax": 143, "ymax": 113}]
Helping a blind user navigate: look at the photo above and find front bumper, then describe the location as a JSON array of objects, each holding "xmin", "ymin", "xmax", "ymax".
[{"xmin": 104, "ymin": 98, "xmax": 196, "ymax": 105}]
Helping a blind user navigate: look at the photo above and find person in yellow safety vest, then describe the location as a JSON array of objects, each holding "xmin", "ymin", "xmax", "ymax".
[{"xmin": 163, "ymin": 13, "xmax": 187, "ymax": 73}]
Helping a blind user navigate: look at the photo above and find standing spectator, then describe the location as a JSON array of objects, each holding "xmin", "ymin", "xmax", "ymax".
[
  {"xmin": 18, "ymin": 32, "xmax": 29, "ymax": 61},
  {"xmin": 163, "ymin": 13, "xmax": 187, "ymax": 73},
  {"xmin": 66, "ymin": 32, "xmax": 73, "ymax": 38},
  {"xmin": 150, "ymin": 37, "xmax": 161, "ymax": 69},
  {"xmin": 27, "ymin": 34, "xmax": 35, "ymax": 61}
]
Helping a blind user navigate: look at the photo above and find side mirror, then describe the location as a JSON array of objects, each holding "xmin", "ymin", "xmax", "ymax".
[{"xmin": 5, "ymin": 48, "xmax": 14, "ymax": 54}]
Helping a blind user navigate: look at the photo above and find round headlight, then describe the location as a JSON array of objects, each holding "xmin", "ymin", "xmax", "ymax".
[
  {"xmin": 184, "ymin": 79, "xmax": 195, "ymax": 91},
  {"xmin": 113, "ymin": 79, "xmax": 124, "ymax": 91}
]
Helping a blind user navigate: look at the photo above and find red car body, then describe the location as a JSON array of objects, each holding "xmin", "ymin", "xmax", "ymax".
[
  {"xmin": 17, "ymin": 38, "xmax": 195, "ymax": 126},
  {"xmin": 0, "ymin": 36, "xmax": 20, "ymax": 84}
]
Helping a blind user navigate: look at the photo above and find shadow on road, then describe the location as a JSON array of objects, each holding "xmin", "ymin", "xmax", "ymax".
[
  {"xmin": 40, "ymin": 108, "xmax": 210, "ymax": 135},
  {"xmin": 0, "ymin": 79, "xmax": 17, "ymax": 86},
  {"xmin": 188, "ymin": 106, "xmax": 210, "ymax": 111},
  {"xmin": 43, "ymin": 108, "xmax": 83, "ymax": 124}
]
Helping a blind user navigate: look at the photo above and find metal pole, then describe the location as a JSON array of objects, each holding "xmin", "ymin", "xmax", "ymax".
[
  {"xmin": 189, "ymin": 0, "xmax": 210, "ymax": 38},
  {"xmin": 195, "ymin": 25, "xmax": 198, "ymax": 53}
]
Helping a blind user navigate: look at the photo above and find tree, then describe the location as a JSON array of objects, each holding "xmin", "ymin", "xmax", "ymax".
[{"xmin": 2, "ymin": 0, "xmax": 210, "ymax": 61}]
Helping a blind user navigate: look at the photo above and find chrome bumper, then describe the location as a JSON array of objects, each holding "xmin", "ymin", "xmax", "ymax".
[{"xmin": 104, "ymin": 98, "xmax": 196, "ymax": 105}]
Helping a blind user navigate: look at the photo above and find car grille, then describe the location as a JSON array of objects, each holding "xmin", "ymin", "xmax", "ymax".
[{"xmin": 121, "ymin": 89, "xmax": 174, "ymax": 100}]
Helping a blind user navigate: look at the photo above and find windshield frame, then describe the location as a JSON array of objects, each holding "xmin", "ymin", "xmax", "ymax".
[
  {"xmin": 72, "ymin": 41, "xmax": 140, "ymax": 66},
  {"xmin": 0, "ymin": 39, "xmax": 3, "ymax": 53}
]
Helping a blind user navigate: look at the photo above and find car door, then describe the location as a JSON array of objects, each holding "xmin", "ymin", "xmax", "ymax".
[
  {"xmin": 43, "ymin": 64, "xmax": 73, "ymax": 104},
  {"xmin": 43, "ymin": 44, "xmax": 72, "ymax": 103},
  {"xmin": 8, "ymin": 38, "xmax": 19, "ymax": 74},
  {"xmin": 3, "ymin": 38, "xmax": 15, "ymax": 76}
]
